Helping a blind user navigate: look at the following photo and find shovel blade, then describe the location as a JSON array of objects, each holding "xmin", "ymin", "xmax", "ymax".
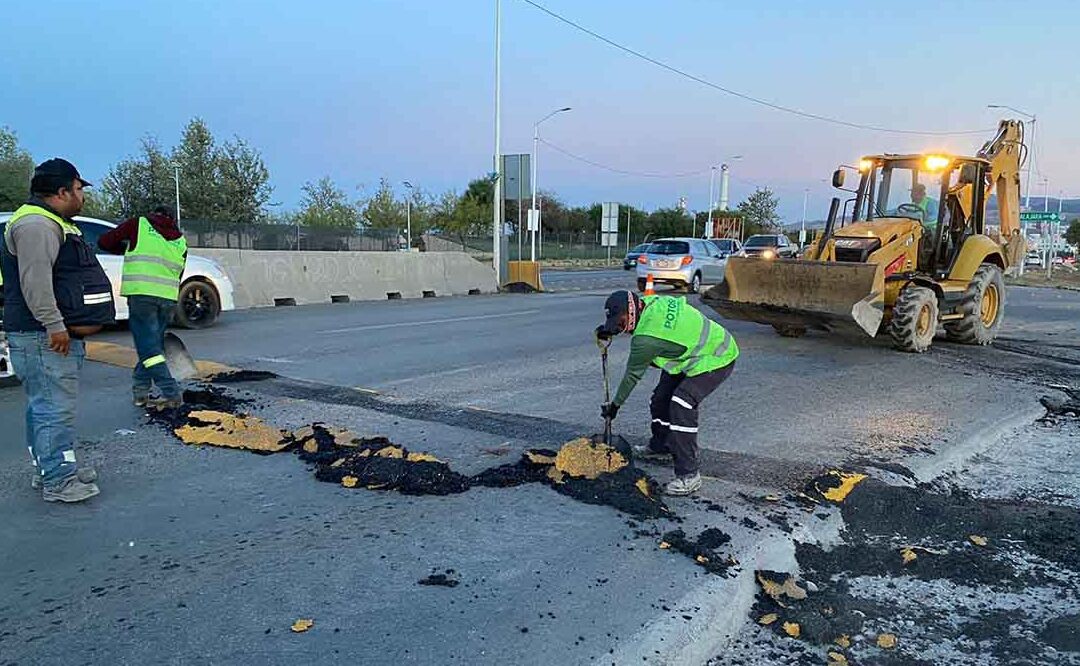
[{"xmin": 164, "ymin": 332, "xmax": 198, "ymax": 380}]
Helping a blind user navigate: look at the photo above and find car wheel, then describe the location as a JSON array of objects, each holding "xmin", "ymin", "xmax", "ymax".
[
  {"xmin": 175, "ymin": 280, "xmax": 221, "ymax": 329},
  {"xmin": 687, "ymin": 272, "xmax": 702, "ymax": 294}
]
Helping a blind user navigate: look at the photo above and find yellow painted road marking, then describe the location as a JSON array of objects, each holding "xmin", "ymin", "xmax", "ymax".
[{"xmin": 86, "ymin": 341, "xmax": 237, "ymax": 378}]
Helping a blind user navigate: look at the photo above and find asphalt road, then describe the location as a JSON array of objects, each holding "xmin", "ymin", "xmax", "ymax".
[{"xmin": 1, "ymin": 274, "xmax": 1077, "ymax": 665}]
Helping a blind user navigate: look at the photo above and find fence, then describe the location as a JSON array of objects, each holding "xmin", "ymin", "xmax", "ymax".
[
  {"xmin": 439, "ymin": 231, "xmax": 658, "ymax": 263},
  {"xmin": 181, "ymin": 220, "xmax": 403, "ymax": 252}
]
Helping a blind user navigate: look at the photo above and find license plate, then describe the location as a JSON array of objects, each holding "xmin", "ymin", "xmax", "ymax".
[{"xmin": 651, "ymin": 259, "xmax": 674, "ymax": 269}]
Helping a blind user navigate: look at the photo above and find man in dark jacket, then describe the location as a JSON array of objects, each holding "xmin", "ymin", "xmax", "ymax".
[
  {"xmin": 1, "ymin": 158, "xmax": 115, "ymax": 503},
  {"xmin": 98, "ymin": 206, "xmax": 188, "ymax": 408}
]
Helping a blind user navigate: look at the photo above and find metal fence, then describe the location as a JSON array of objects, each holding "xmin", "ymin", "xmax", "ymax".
[
  {"xmin": 181, "ymin": 220, "xmax": 404, "ymax": 252},
  {"xmin": 441, "ymin": 231, "xmax": 658, "ymax": 262}
]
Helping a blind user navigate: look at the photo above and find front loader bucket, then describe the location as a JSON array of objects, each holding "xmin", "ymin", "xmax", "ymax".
[{"xmin": 702, "ymin": 258, "xmax": 885, "ymax": 337}]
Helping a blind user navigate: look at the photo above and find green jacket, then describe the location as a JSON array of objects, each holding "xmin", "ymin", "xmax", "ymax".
[{"xmin": 612, "ymin": 295, "xmax": 738, "ymax": 406}]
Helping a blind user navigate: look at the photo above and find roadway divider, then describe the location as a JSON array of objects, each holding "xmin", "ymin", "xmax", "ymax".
[{"xmin": 195, "ymin": 249, "xmax": 498, "ymax": 309}]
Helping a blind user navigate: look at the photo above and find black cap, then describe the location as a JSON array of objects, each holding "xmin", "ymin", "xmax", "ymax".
[
  {"xmin": 31, "ymin": 158, "xmax": 91, "ymax": 193},
  {"xmin": 601, "ymin": 290, "xmax": 643, "ymax": 336}
]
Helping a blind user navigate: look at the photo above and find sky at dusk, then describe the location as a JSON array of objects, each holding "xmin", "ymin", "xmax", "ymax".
[{"xmin": 4, "ymin": 0, "xmax": 1077, "ymax": 222}]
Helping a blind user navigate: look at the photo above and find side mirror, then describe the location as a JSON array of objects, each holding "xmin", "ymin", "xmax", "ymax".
[{"xmin": 832, "ymin": 168, "xmax": 846, "ymax": 188}]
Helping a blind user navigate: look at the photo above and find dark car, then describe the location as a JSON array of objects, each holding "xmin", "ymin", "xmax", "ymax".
[
  {"xmin": 623, "ymin": 243, "xmax": 651, "ymax": 270},
  {"xmin": 740, "ymin": 234, "xmax": 798, "ymax": 259}
]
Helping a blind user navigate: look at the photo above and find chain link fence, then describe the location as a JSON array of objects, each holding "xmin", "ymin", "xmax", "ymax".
[
  {"xmin": 438, "ymin": 231, "xmax": 657, "ymax": 262},
  {"xmin": 181, "ymin": 220, "xmax": 404, "ymax": 252}
]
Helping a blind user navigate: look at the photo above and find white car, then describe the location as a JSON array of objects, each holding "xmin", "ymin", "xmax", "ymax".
[{"xmin": 0, "ymin": 213, "xmax": 234, "ymax": 328}]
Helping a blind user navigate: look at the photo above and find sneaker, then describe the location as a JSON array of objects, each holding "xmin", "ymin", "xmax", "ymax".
[
  {"xmin": 42, "ymin": 475, "xmax": 100, "ymax": 503},
  {"xmin": 149, "ymin": 396, "xmax": 184, "ymax": 410},
  {"xmin": 664, "ymin": 473, "xmax": 702, "ymax": 497},
  {"xmin": 632, "ymin": 443, "xmax": 673, "ymax": 462},
  {"xmin": 32, "ymin": 466, "xmax": 97, "ymax": 490}
]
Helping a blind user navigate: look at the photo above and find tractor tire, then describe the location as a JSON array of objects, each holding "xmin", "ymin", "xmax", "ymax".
[
  {"xmin": 944, "ymin": 263, "xmax": 1004, "ymax": 345},
  {"xmin": 772, "ymin": 324, "xmax": 806, "ymax": 338},
  {"xmin": 889, "ymin": 285, "xmax": 938, "ymax": 353}
]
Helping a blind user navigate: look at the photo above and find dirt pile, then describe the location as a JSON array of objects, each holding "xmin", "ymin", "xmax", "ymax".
[{"xmin": 208, "ymin": 369, "xmax": 279, "ymax": 384}]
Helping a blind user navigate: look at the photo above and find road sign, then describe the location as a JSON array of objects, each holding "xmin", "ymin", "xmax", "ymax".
[
  {"xmin": 500, "ymin": 154, "xmax": 531, "ymax": 201},
  {"xmin": 1020, "ymin": 212, "xmax": 1059, "ymax": 222},
  {"xmin": 527, "ymin": 208, "xmax": 539, "ymax": 232},
  {"xmin": 601, "ymin": 202, "xmax": 620, "ymax": 232}
]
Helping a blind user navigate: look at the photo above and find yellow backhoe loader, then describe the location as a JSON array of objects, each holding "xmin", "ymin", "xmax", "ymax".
[{"xmin": 703, "ymin": 119, "xmax": 1024, "ymax": 352}]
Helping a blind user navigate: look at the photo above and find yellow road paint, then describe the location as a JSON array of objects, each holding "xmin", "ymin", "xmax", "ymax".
[
  {"xmin": 406, "ymin": 452, "xmax": 442, "ymax": 463},
  {"xmin": 877, "ymin": 633, "xmax": 897, "ymax": 649},
  {"xmin": 174, "ymin": 411, "xmax": 287, "ymax": 452},
  {"xmin": 757, "ymin": 571, "xmax": 808, "ymax": 604},
  {"xmin": 635, "ymin": 478, "xmax": 651, "ymax": 497},
  {"xmin": 901, "ymin": 547, "xmax": 918, "ymax": 565},
  {"xmin": 758, "ymin": 613, "xmax": 778, "ymax": 625},
  {"xmin": 291, "ymin": 619, "xmax": 314, "ymax": 633},
  {"xmin": 819, "ymin": 471, "xmax": 868, "ymax": 502},
  {"xmin": 524, "ymin": 451, "xmax": 557, "ymax": 465},
  {"xmin": 828, "ymin": 651, "xmax": 848, "ymax": 664},
  {"xmin": 782, "ymin": 622, "xmax": 801, "ymax": 638},
  {"xmin": 552, "ymin": 437, "xmax": 628, "ymax": 480},
  {"xmin": 341, "ymin": 476, "xmax": 358, "ymax": 488},
  {"xmin": 835, "ymin": 635, "xmax": 851, "ymax": 648}
]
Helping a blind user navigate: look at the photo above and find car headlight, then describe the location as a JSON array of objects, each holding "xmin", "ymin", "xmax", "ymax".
[{"xmin": 762, "ymin": 250, "xmax": 776, "ymax": 259}]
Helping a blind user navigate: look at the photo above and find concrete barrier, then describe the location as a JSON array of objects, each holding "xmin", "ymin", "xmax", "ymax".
[{"xmin": 195, "ymin": 249, "xmax": 497, "ymax": 309}]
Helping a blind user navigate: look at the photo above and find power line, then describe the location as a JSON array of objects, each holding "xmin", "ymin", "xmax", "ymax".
[
  {"xmin": 539, "ymin": 138, "xmax": 713, "ymax": 178},
  {"xmin": 520, "ymin": 0, "xmax": 992, "ymax": 137}
]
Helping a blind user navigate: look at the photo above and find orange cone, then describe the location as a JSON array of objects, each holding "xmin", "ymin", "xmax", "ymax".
[{"xmin": 644, "ymin": 273, "xmax": 656, "ymax": 296}]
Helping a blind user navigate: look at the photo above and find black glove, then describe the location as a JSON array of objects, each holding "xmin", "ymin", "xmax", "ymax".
[
  {"xmin": 601, "ymin": 403, "xmax": 620, "ymax": 420},
  {"xmin": 595, "ymin": 324, "xmax": 612, "ymax": 342}
]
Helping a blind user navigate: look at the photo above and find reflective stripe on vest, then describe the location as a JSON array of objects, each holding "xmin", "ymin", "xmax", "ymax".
[
  {"xmin": 634, "ymin": 295, "xmax": 739, "ymax": 376},
  {"xmin": 121, "ymin": 217, "xmax": 187, "ymax": 300}
]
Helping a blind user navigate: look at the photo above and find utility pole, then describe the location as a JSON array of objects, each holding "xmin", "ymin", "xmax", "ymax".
[
  {"xmin": 626, "ymin": 206, "xmax": 631, "ymax": 252},
  {"xmin": 1045, "ymin": 178, "xmax": 1052, "ymax": 279},
  {"xmin": 492, "ymin": 0, "xmax": 502, "ymax": 283},
  {"xmin": 800, "ymin": 188, "xmax": 809, "ymax": 245},
  {"xmin": 170, "ymin": 162, "xmax": 181, "ymax": 223},
  {"xmin": 718, "ymin": 164, "xmax": 730, "ymax": 212}
]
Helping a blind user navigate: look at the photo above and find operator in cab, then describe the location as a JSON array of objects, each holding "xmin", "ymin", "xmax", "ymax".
[{"xmin": 909, "ymin": 183, "xmax": 939, "ymax": 232}]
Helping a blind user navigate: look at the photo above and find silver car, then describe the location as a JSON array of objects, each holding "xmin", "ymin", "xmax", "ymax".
[{"xmin": 635, "ymin": 237, "xmax": 727, "ymax": 293}]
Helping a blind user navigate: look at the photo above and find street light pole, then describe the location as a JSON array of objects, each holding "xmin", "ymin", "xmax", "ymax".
[
  {"xmin": 492, "ymin": 0, "xmax": 502, "ymax": 283},
  {"xmin": 706, "ymin": 165, "xmax": 717, "ymax": 238},
  {"xmin": 531, "ymin": 106, "xmax": 571, "ymax": 262},
  {"xmin": 170, "ymin": 162, "xmax": 181, "ymax": 223},
  {"xmin": 987, "ymin": 105, "xmax": 1035, "ymax": 209},
  {"xmin": 800, "ymin": 188, "xmax": 809, "ymax": 245},
  {"xmin": 402, "ymin": 181, "xmax": 413, "ymax": 251}
]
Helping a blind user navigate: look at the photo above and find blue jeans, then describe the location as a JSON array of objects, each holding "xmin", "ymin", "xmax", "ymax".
[
  {"xmin": 8, "ymin": 331, "xmax": 85, "ymax": 486},
  {"xmin": 127, "ymin": 295, "xmax": 181, "ymax": 399}
]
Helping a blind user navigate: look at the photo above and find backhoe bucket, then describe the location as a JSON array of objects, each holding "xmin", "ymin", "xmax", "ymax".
[{"xmin": 702, "ymin": 258, "xmax": 885, "ymax": 337}]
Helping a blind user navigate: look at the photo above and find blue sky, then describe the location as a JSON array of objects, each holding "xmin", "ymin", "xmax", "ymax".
[{"xmin": 4, "ymin": 0, "xmax": 1077, "ymax": 222}]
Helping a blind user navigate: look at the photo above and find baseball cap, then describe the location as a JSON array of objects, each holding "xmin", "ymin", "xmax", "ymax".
[
  {"xmin": 601, "ymin": 290, "xmax": 643, "ymax": 336},
  {"xmin": 31, "ymin": 158, "xmax": 91, "ymax": 192}
]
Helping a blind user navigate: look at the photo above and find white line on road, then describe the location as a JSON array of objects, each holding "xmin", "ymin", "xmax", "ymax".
[{"xmin": 320, "ymin": 309, "xmax": 541, "ymax": 334}]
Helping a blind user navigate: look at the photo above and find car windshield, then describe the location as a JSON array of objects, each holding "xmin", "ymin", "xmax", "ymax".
[
  {"xmin": 647, "ymin": 241, "xmax": 689, "ymax": 255},
  {"xmin": 872, "ymin": 164, "xmax": 946, "ymax": 224},
  {"xmin": 744, "ymin": 236, "xmax": 777, "ymax": 248},
  {"xmin": 630, "ymin": 244, "xmax": 649, "ymax": 253}
]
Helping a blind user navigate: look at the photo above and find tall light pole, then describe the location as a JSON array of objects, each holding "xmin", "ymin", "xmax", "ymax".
[
  {"xmin": 402, "ymin": 180, "xmax": 413, "ymax": 250},
  {"xmin": 987, "ymin": 104, "xmax": 1035, "ymax": 209},
  {"xmin": 706, "ymin": 165, "xmax": 717, "ymax": 238},
  {"xmin": 170, "ymin": 162, "xmax": 181, "ymax": 222},
  {"xmin": 800, "ymin": 188, "xmax": 809, "ymax": 245},
  {"xmin": 531, "ymin": 106, "xmax": 571, "ymax": 262},
  {"xmin": 492, "ymin": 0, "xmax": 503, "ymax": 283}
]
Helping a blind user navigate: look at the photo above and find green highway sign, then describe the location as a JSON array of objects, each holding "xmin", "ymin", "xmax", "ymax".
[{"xmin": 1020, "ymin": 212, "xmax": 1059, "ymax": 222}]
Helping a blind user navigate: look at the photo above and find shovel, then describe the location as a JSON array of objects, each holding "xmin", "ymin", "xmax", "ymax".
[
  {"xmin": 599, "ymin": 338, "xmax": 613, "ymax": 446},
  {"xmin": 164, "ymin": 331, "xmax": 198, "ymax": 380}
]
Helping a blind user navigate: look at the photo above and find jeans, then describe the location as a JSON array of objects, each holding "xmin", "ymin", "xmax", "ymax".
[
  {"xmin": 648, "ymin": 361, "xmax": 736, "ymax": 477},
  {"xmin": 8, "ymin": 331, "xmax": 85, "ymax": 486},
  {"xmin": 127, "ymin": 295, "xmax": 180, "ymax": 399}
]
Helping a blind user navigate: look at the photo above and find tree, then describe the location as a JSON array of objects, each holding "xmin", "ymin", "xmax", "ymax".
[
  {"xmin": 0, "ymin": 127, "xmax": 33, "ymax": 210},
  {"xmin": 97, "ymin": 137, "xmax": 173, "ymax": 219},
  {"xmin": 1064, "ymin": 219, "xmax": 1080, "ymax": 248},
  {"xmin": 297, "ymin": 177, "xmax": 358, "ymax": 229},
  {"xmin": 362, "ymin": 178, "xmax": 406, "ymax": 229},
  {"xmin": 736, "ymin": 187, "xmax": 781, "ymax": 235},
  {"xmin": 645, "ymin": 208, "xmax": 694, "ymax": 239},
  {"xmin": 216, "ymin": 137, "xmax": 272, "ymax": 224},
  {"xmin": 171, "ymin": 118, "xmax": 219, "ymax": 220}
]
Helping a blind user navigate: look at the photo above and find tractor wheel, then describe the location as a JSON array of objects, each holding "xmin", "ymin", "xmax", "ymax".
[
  {"xmin": 944, "ymin": 263, "xmax": 1005, "ymax": 345},
  {"xmin": 889, "ymin": 285, "xmax": 938, "ymax": 353},
  {"xmin": 772, "ymin": 324, "xmax": 806, "ymax": 338}
]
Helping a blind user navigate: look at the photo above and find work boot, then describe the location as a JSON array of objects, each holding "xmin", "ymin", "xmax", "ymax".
[
  {"xmin": 150, "ymin": 395, "xmax": 184, "ymax": 410},
  {"xmin": 664, "ymin": 473, "xmax": 702, "ymax": 497},
  {"xmin": 133, "ymin": 394, "xmax": 150, "ymax": 408},
  {"xmin": 632, "ymin": 443, "xmax": 673, "ymax": 463},
  {"xmin": 32, "ymin": 466, "xmax": 97, "ymax": 490},
  {"xmin": 42, "ymin": 475, "xmax": 100, "ymax": 503}
]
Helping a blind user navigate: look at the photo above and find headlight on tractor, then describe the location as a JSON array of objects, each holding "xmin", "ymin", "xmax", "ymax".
[{"xmin": 762, "ymin": 249, "xmax": 776, "ymax": 259}]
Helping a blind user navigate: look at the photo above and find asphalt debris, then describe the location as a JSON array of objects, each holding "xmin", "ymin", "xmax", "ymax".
[
  {"xmin": 208, "ymin": 369, "xmax": 279, "ymax": 384},
  {"xmin": 418, "ymin": 573, "xmax": 460, "ymax": 588},
  {"xmin": 659, "ymin": 528, "xmax": 734, "ymax": 576}
]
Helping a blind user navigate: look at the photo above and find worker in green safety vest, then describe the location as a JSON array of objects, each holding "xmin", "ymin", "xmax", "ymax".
[
  {"xmin": 909, "ymin": 183, "xmax": 939, "ymax": 233},
  {"xmin": 98, "ymin": 205, "xmax": 188, "ymax": 408},
  {"xmin": 595, "ymin": 290, "xmax": 739, "ymax": 496}
]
